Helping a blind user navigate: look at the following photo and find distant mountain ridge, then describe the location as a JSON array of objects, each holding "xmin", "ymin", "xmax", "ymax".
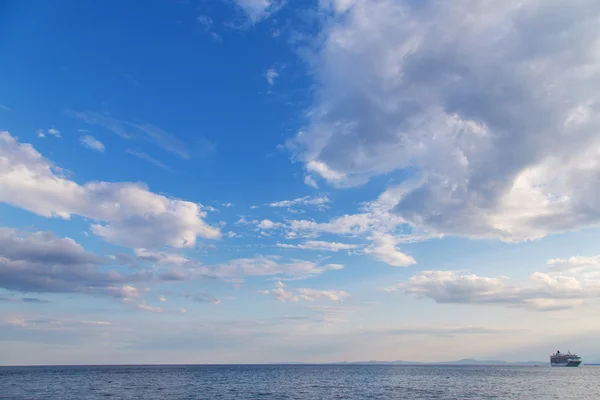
[{"xmin": 323, "ymin": 359, "xmax": 547, "ymax": 366}]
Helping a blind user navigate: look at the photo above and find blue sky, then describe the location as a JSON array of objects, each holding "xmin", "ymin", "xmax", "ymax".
[{"xmin": 2, "ymin": 0, "xmax": 600, "ymax": 365}]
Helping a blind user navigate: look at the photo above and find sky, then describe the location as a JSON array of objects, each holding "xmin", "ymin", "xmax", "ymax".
[{"xmin": 2, "ymin": 0, "xmax": 600, "ymax": 365}]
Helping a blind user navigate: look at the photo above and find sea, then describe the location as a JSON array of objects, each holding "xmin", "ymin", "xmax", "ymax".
[{"xmin": 0, "ymin": 364, "xmax": 598, "ymax": 399}]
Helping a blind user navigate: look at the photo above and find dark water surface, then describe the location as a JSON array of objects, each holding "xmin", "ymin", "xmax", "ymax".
[{"xmin": 1, "ymin": 364, "xmax": 598, "ymax": 399}]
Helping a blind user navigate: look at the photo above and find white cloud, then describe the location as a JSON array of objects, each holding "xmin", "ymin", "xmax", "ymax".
[
  {"xmin": 257, "ymin": 219, "xmax": 284, "ymax": 230},
  {"xmin": 105, "ymin": 285, "xmax": 142, "ymax": 299},
  {"xmin": 286, "ymin": 0, "xmax": 600, "ymax": 241},
  {"xmin": 208, "ymin": 256, "xmax": 343, "ymax": 280},
  {"xmin": 79, "ymin": 135, "xmax": 105, "ymax": 152},
  {"xmin": 268, "ymin": 196, "xmax": 330, "ymax": 208},
  {"xmin": 158, "ymin": 295, "xmax": 167, "ymax": 303},
  {"xmin": 296, "ymin": 288, "xmax": 350, "ymax": 302},
  {"xmin": 364, "ymin": 233, "xmax": 416, "ymax": 267},
  {"xmin": 547, "ymin": 255, "xmax": 600, "ymax": 278},
  {"xmin": 236, "ymin": 216, "xmax": 251, "ymax": 225},
  {"xmin": 232, "ymin": 0, "xmax": 284, "ymax": 23},
  {"xmin": 392, "ymin": 268, "xmax": 600, "ymax": 311},
  {"xmin": 47, "ymin": 128, "xmax": 61, "ymax": 138},
  {"xmin": 226, "ymin": 231, "xmax": 241, "ymax": 238},
  {"xmin": 304, "ymin": 175, "xmax": 319, "ymax": 189},
  {"xmin": 548, "ymin": 255, "xmax": 600, "ymax": 270},
  {"xmin": 136, "ymin": 302, "xmax": 163, "ymax": 313},
  {"xmin": 0, "ymin": 104, "xmax": 11, "ymax": 112},
  {"xmin": 277, "ymin": 240, "xmax": 358, "ymax": 252},
  {"xmin": 288, "ymin": 213, "xmax": 402, "ymax": 237},
  {"xmin": 259, "ymin": 281, "xmax": 350, "ymax": 303},
  {"xmin": 222, "ymin": 202, "xmax": 234, "ymax": 208},
  {"xmin": 37, "ymin": 128, "xmax": 61, "ymax": 139},
  {"xmin": 0, "ymin": 132, "xmax": 220, "ymax": 249},
  {"xmin": 265, "ymin": 67, "xmax": 279, "ymax": 86}
]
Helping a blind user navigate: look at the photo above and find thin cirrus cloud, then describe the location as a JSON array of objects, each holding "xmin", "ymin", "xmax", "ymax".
[
  {"xmin": 126, "ymin": 149, "xmax": 172, "ymax": 171},
  {"xmin": 79, "ymin": 135, "xmax": 105, "ymax": 152},
  {"xmin": 287, "ymin": 0, "xmax": 600, "ymax": 242},
  {"xmin": 67, "ymin": 110, "xmax": 190, "ymax": 159},
  {"xmin": 0, "ymin": 131, "xmax": 221, "ymax": 249}
]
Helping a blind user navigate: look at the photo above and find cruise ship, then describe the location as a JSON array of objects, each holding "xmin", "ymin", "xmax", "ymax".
[{"xmin": 550, "ymin": 350, "xmax": 581, "ymax": 367}]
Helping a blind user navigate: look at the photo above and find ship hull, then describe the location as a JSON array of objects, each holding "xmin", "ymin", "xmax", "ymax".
[{"xmin": 551, "ymin": 361, "xmax": 581, "ymax": 367}]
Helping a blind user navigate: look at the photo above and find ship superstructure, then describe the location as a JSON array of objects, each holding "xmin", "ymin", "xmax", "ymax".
[{"xmin": 550, "ymin": 350, "xmax": 581, "ymax": 367}]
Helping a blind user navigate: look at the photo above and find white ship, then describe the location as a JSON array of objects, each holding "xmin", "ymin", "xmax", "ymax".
[{"xmin": 550, "ymin": 350, "xmax": 581, "ymax": 367}]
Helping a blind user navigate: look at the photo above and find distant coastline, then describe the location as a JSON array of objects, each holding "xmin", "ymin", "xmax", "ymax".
[{"xmin": 5, "ymin": 359, "xmax": 600, "ymax": 367}]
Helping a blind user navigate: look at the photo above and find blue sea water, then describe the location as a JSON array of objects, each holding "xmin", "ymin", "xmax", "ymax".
[{"xmin": 0, "ymin": 364, "xmax": 598, "ymax": 399}]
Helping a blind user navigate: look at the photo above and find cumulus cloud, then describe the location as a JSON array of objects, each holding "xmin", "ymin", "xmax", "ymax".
[
  {"xmin": 391, "ymin": 268, "xmax": 600, "ymax": 311},
  {"xmin": 0, "ymin": 132, "xmax": 220, "ymax": 248},
  {"xmin": 79, "ymin": 135, "xmax": 105, "ymax": 152},
  {"xmin": 287, "ymin": 0, "xmax": 600, "ymax": 241},
  {"xmin": 259, "ymin": 281, "xmax": 350, "ymax": 303},
  {"xmin": 547, "ymin": 255, "xmax": 600, "ymax": 278},
  {"xmin": 277, "ymin": 240, "xmax": 358, "ymax": 252},
  {"xmin": 0, "ymin": 227, "xmax": 144, "ymax": 298},
  {"xmin": 364, "ymin": 233, "xmax": 416, "ymax": 267},
  {"xmin": 257, "ymin": 219, "xmax": 284, "ymax": 230}
]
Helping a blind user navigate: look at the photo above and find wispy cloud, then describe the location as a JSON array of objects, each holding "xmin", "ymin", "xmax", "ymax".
[
  {"xmin": 197, "ymin": 15, "xmax": 222, "ymax": 41},
  {"xmin": 37, "ymin": 128, "xmax": 61, "ymax": 139},
  {"xmin": 277, "ymin": 241, "xmax": 358, "ymax": 252},
  {"xmin": 0, "ymin": 105, "xmax": 11, "ymax": 112},
  {"xmin": 265, "ymin": 66, "xmax": 279, "ymax": 86},
  {"xmin": 231, "ymin": 0, "xmax": 286, "ymax": 24},
  {"xmin": 304, "ymin": 175, "xmax": 318, "ymax": 189},
  {"xmin": 258, "ymin": 281, "xmax": 350, "ymax": 303},
  {"xmin": 126, "ymin": 149, "xmax": 172, "ymax": 171},
  {"xmin": 0, "ymin": 296, "xmax": 50, "ymax": 304},
  {"xmin": 268, "ymin": 196, "xmax": 330, "ymax": 208},
  {"xmin": 67, "ymin": 110, "xmax": 189, "ymax": 159},
  {"xmin": 79, "ymin": 135, "xmax": 105, "ymax": 152}
]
